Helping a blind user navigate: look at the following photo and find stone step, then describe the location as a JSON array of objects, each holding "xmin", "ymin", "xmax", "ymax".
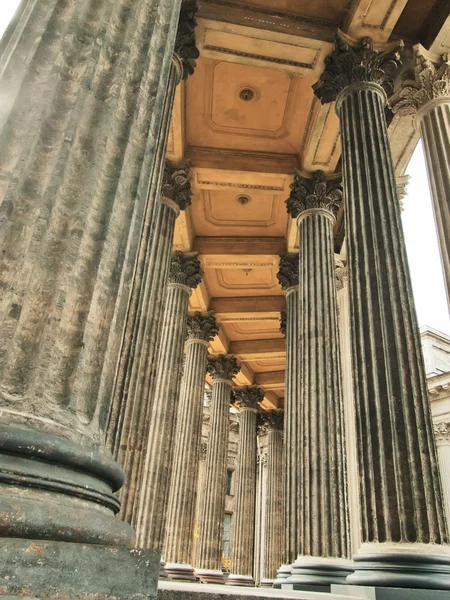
[{"xmin": 158, "ymin": 580, "xmax": 355, "ymax": 600}]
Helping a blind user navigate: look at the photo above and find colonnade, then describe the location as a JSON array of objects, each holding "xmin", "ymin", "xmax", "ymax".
[{"xmin": 1, "ymin": 1, "xmax": 450, "ymax": 596}]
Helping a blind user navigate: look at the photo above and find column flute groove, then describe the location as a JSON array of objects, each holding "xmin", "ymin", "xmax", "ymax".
[
  {"xmin": 314, "ymin": 33, "xmax": 450, "ymax": 589},
  {"xmin": 164, "ymin": 313, "xmax": 218, "ymax": 581},
  {"xmin": 228, "ymin": 386, "xmax": 264, "ymax": 587},
  {"xmin": 195, "ymin": 355, "xmax": 240, "ymax": 585}
]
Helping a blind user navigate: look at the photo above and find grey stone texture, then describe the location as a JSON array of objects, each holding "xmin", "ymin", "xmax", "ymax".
[
  {"xmin": 135, "ymin": 253, "xmax": 202, "ymax": 551},
  {"xmin": 228, "ymin": 387, "xmax": 264, "ymax": 586},
  {"xmin": 196, "ymin": 355, "xmax": 240, "ymax": 583},
  {"xmin": 165, "ymin": 313, "xmax": 218, "ymax": 580},
  {"xmin": 314, "ymin": 33, "xmax": 449, "ymax": 586}
]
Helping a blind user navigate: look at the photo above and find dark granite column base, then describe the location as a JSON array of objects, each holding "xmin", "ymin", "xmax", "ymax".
[
  {"xmin": 195, "ymin": 569, "xmax": 225, "ymax": 584},
  {"xmin": 259, "ymin": 578, "xmax": 274, "ymax": 588},
  {"xmin": 347, "ymin": 552, "xmax": 450, "ymax": 590},
  {"xmin": 332, "ymin": 584, "xmax": 450, "ymax": 599},
  {"xmin": 165, "ymin": 563, "xmax": 197, "ymax": 582},
  {"xmin": 283, "ymin": 556, "xmax": 353, "ymax": 591},
  {"xmin": 226, "ymin": 574, "xmax": 254, "ymax": 587},
  {"xmin": 0, "ymin": 538, "xmax": 160, "ymax": 599},
  {"xmin": 272, "ymin": 564, "xmax": 292, "ymax": 588}
]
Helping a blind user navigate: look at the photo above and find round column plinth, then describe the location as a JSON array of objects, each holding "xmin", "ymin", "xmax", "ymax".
[
  {"xmin": 195, "ymin": 569, "xmax": 225, "ymax": 584},
  {"xmin": 260, "ymin": 578, "xmax": 275, "ymax": 588},
  {"xmin": 273, "ymin": 564, "xmax": 292, "ymax": 588},
  {"xmin": 165, "ymin": 562, "xmax": 197, "ymax": 582},
  {"xmin": 226, "ymin": 574, "xmax": 255, "ymax": 587},
  {"xmin": 348, "ymin": 549, "xmax": 450, "ymax": 590},
  {"xmin": 286, "ymin": 557, "xmax": 354, "ymax": 587}
]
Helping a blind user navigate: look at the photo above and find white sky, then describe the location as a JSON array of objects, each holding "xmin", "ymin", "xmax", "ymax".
[{"xmin": 1, "ymin": 5, "xmax": 449, "ymax": 335}]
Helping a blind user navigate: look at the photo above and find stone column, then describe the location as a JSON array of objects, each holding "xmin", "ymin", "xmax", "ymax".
[
  {"xmin": 106, "ymin": 0, "xmax": 199, "ymax": 525},
  {"xmin": 164, "ymin": 313, "xmax": 219, "ymax": 581},
  {"xmin": 274, "ymin": 255, "xmax": 299, "ymax": 586},
  {"xmin": 260, "ymin": 411, "xmax": 284, "ymax": 588},
  {"xmin": 0, "ymin": 0, "xmax": 182, "ymax": 597},
  {"xmin": 135, "ymin": 252, "xmax": 202, "ymax": 551},
  {"xmin": 394, "ymin": 46, "xmax": 450, "ymax": 312},
  {"xmin": 283, "ymin": 172, "xmax": 351, "ymax": 591},
  {"xmin": 434, "ymin": 423, "xmax": 450, "ymax": 525},
  {"xmin": 107, "ymin": 162, "xmax": 193, "ymax": 525},
  {"xmin": 195, "ymin": 355, "xmax": 240, "ymax": 584},
  {"xmin": 228, "ymin": 386, "xmax": 264, "ymax": 587},
  {"xmin": 336, "ymin": 258, "xmax": 362, "ymax": 557},
  {"xmin": 314, "ymin": 34, "xmax": 450, "ymax": 588}
]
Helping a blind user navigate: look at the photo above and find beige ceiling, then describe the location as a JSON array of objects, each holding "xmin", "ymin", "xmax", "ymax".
[{"xmin": 168, "ymin": 0, "xmax": 449, "ymax": 408}]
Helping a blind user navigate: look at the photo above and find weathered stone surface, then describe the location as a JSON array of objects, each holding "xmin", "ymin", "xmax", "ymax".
[
  {"xmin": 165, "ymin": 313, "xmax": 218, "ymax": 580},
  {"xmin": 136, "ymin": 253, "xmax": 202, "ymax": 551},
  {"xmin": 0, "ymin": 539, "xmax": 160, "ymax": 600},
  {"xmin": 228, "ymin": 387, "xmax": 264, "ymax": 586},
  {"xmin": 316, "ymin": 34, "xmax": 450, "ymax": 587},
  {"xmin": 196, "ymin": 355, "xmax": 240, "ymax": 584}
]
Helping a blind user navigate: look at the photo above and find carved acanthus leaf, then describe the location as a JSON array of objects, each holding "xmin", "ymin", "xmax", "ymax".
[
  {"xmin": 286, "ymin": 170, "xmax": 342, "ymax": 218},
  {"xmin": 207, "ymin": 354, "xmax": 240, "ymax": 381},
  {"xmin": 162, "ymin": 161, "xmax": 192, "ymax": 211},
  {"xmin": 174, "ymin": 0, "xmax": 200, "ymax": 80},
  {"xmin": 277, "ymin": 254, "xmax": 299, "ymax": 290},
  {"xmin": 234, "ymin": 386, "xmax": 264, "ymax": 410},
  {"xmin": 313, "ymin": 33, "xmax": 402, "ymax": 105},
  {"xmin": 434, "ymin": 422, "xmax": 450, "ymax": 443},
  {"xmin": 168, "ymin": 251, "xmax": 202, "ymax": 288},
  {"xmin": 335, "ymin": 259, "xmax": 348, "ymax": 291},
  {"xmin": 393, "ymin": 51, "xmax": 450, "ymax": 116},
  {"xmin": 187, "ymin": 312, "xmax": 218, "ymax": 342}
]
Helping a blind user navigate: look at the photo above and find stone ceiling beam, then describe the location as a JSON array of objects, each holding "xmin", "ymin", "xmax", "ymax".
[
  {"xmin": 194, "ymin": 237, "xmax": 286, "ymax": 256},
  {"xmin": 210, "ymin": 296, "xmax": 285, "ymax": 319},
  {"xmin": 343, "ymin": 0, "xmax": 408, "ymax": 44},
  {"xmin": 229, "ymin": 339, "xmax": 286, "ymax": 361},
  {"xmin": 254, "ymin": 371, "xmax": 285, "ymax": 388}
]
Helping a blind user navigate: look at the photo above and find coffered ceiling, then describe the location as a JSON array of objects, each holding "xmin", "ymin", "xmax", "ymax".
[{"xmin": 168, "ymin": 0, "xmax": 450, "ymax": 408}]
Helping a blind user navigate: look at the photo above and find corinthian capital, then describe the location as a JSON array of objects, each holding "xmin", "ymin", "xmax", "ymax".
[
  {"xmin": 393, "ymin": 47, "xmax": 450, "ymax": 116},
  {"xmin": 335, "ymin": 258, "xmax": 348, "ymax": 291},
  {"xmin": 277, "ymin": 254, "xmax": 299, "ymax": 291},
  {"xmin": 286, "ymin": 170, "xmax": 342, "ymax": 219},
  {"xmin": 162, "ymin": 161, "xmax": 192, "ymax": 211},
  {"xmin": 434, "ymin": 422, "xmax": 450, "ymax": 444},
  {"xmin": 174, "ymin": 0, "xmax": 200, "ymax": 80},
  {"xmin": 207, "ymin": 354, "xmax": 240, "ymax": 382},
  {"xmin": 168, "ymin": 251, "xmax": 202, "ymax": 289},
  {"xmin": 234, "ymin": 386, "xmax": 264, "ymax": 410},
  {"xmin": 187, "ymin": 312, "xmax": 218, "ymax": 342},
  {"xmin": 313, "ymin": 32, "xmax": 402, "ymax": 105},
  {"xmin": 279, "ymin": 309, "xmax": 287, "ymax": 336}
]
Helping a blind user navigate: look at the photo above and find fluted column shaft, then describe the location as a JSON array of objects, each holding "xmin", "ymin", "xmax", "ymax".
[
  {"xmin": 136, "ymin": 252, "xmax": 202, "ymax": 551},
  {"xmin": 228, "ymin": 386, "xmax": 263, "ymax": 586},
  {"xmin": 339, "ymin": 82, "xmax": 446, "ymax": 547},
  {"xmin": 435, "ymin": 424, "xmax": 450, "ymax": 527},
  {"xmin": 418, "ymin": 100, "xmax": 450, "ymax": 312},
  {"xmin": 0, "ymin": 0, "xmax": 181, "ymax": 552},
  {"xmin": 196, "ymin": 355, "xmax": 240, "ymax": 584},
  {"xmin": 164, "ymin": 314, "xmax": 218, "ymax": 580},
  {"xmin": 298, "ymin": 210, "xmax": 349, "ymax": 559},
  {"xmin": 263, "ymin": 419, "xmax": 283, "ymax": 584}
]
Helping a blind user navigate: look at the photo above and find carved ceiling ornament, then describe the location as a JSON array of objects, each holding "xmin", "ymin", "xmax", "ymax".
[
  {"xmin": 434, "ymin": 422, "xmax": 450, "ymax": 444},
  {"xmin": 234, "ymin": 385, "xmax": 264, "ymax": 410},
  {"xmin": 187, "ymin": 312, "xmax": 218, "ymax": 342},
  {"xmin": 174, "ymin": 0, "xmax": 200, "ymax": 80},
  {"xmin": 286, "ymin": 170, "xmax": 342, "ymax": 219},
  {"xmin": 393, "ymin": 48, "xmax": 450, "ymax": 116},
  {"xmin": 162, "ymin": 160, "xmax": 192, "ymax": 211},
  {"xmin": 279, "ymin": 309, "xmax": 287, "ymax": 336},
  {"xmin": 313, "ymin": 32, "xmax": 403, "ymax": 105},
  {"xmin": 207, "ymin": 354, "xmax": 241, "ymax": 381},
  {"xmin": 168, "ymin": 251, "xmax": 203, "ymax": 288},
  {"xmin": 277, "ymin": 254, "xmax": 299, "ymax": 290}
]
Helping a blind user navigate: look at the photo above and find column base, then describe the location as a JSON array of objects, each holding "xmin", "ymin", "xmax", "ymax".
[
  {"xmin": 195, "ymin": 568, "xmax": 225, "ymax": 584},
  {"xmin": 283, "ymin": 556, "xmax": 354, "ymax": 591},
  {"xmin": 0, "ymin": 537, "xmax": 160, "ymax": 599},
  {"xmin": 226, "ymin": 574, "xmax": 254, "ymax": 587},
  {"xmin": 273, "ymin": 564, "xmax": 292, "ymax": 588},
  {"xmin": 347, "ymin": 550, "xmax": 450, "ymax": 590},
  {"xmin": 165, "ymin": 562, "xmax": 197, "ymax": 582},
  {"xmin": 260, "ymin": 578, "xmax": 275, "ymax": 587},
  {"xmin": 332, "ymin": 584, "xmax": 450, "ymax": 599}
]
